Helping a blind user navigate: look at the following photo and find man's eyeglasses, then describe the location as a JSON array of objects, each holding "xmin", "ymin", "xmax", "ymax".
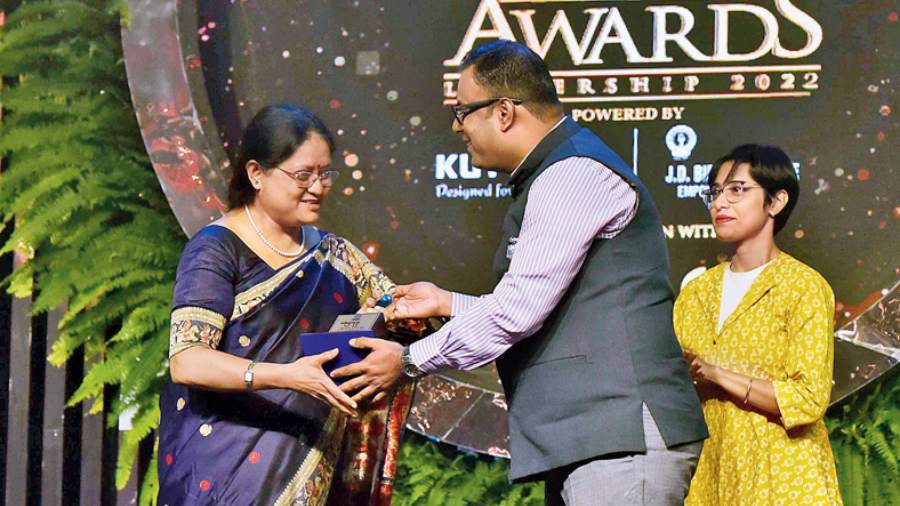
[
  {"xmin": 450, "ymin": 97, "xmax": 524, "ymax": 124},
  {"xmin": 700, "ymin": 181, "xmax": 767, "ymax": 209},
  {"xmin": 274, "ymin": 167, "xmax": 340, "ymax": 188}
]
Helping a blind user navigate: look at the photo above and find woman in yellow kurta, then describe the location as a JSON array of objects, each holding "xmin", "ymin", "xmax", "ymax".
[{"xmin": 674, "ymin": 144, "xmax": 842, "ymax": 505}]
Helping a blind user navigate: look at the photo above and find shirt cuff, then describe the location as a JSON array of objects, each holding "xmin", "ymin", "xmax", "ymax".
[
  {"xmin": 451, "ymin": 292, "xmax": 480, "ymax": 317},
  {"xmin": 771, "ymin": 378, "xmax": 826, "ymax": 430},
  {"xmin": 408, "ymin": 326, "xmax": 452, "ymax": 374}
]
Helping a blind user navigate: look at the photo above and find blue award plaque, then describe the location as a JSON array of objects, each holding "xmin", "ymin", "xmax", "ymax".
[{"xmin": 300, "ymin": 313, "xmax": 387, "ymax": 383}]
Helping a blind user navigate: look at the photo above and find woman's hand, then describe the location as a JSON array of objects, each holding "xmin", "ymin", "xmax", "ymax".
[
  {"xmin": 683, "ymin": 350, "xmax": 782, "ymax": 416},
  {"xmin": 281, "ymin": 349, "xmax": 358, "ymax": 417},
  {"xmin": 357, "ymin": 297, "xmax": 387, "ymax": 315},
  {"xmin": 684, "ymin": 350, "xmax": 720, "ymax": 385}
]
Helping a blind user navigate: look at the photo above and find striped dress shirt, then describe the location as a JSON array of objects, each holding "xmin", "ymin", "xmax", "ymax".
[{"xmin": 409, "ymin": 137, "xmax": 639, "ymax": 373}]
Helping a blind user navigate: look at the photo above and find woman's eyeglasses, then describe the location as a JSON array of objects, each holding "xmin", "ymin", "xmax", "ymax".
[
  {"xmin": 275, "ymin": 167, "xmax": 340, "ymax": 188},
  {"xmin": 700, "ymin": 181, "xmax": 767, "ymax": 209}
]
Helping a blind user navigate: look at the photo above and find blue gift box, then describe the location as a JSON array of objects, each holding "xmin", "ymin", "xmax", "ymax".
[{"xmin": 299, "ymin": 313, "xmax": 386, "ymax": 384}]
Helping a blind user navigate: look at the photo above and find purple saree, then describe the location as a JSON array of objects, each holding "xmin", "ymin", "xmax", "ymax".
[{"xmin": 158, "ymin": 225, "xmax": 412, "ymax": 505}]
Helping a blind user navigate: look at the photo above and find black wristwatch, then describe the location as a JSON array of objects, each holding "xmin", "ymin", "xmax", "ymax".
[{"xmin": 401, "ymin": 346, "xmax": 426, "ymax": 379}]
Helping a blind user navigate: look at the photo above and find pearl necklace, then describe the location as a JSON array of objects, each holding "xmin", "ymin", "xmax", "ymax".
[{"xmin": 244, "ymin": 205, "xmax": 304, "ymax": 257}]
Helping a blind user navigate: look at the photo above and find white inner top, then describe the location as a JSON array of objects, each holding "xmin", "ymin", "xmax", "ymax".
[{"xmin": 717, "ymin": 260, "xmax": 774, "ymax": 333}]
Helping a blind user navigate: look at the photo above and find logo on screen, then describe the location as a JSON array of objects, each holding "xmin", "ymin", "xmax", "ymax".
[
  {"xmin": 433, "ymin": 153, "xmax": 512, "ymax": 200},
  {"xmin": 665, "ymin": 125, "xmax": 698, "ymax": 161}
]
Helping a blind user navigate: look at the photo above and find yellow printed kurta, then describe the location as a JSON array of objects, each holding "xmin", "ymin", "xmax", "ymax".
[{"xmin": 674, "ymin": 252, "xmax": 842, "ymax": 505}]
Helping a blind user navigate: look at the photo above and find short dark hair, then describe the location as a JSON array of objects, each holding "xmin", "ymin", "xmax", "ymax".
[
  {"xmin": 228, "ymin": 104, "xmax": 335, "ymax": 209},
  {"xmin": 707, "ymin": 144, "xmax": 799, "ymax": 234},
  {"xmin": 461, "ymin": 40, "xmax": 562, "ymax": 119}
]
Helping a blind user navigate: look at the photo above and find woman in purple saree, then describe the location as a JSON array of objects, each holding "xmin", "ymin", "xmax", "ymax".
[{"xmin": 157, "ymin": 105, "xmax": 413, "ymax": 505}]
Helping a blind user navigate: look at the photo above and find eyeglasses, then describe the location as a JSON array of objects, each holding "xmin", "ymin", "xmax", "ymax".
[
  {"xmin": 274, "ymin": 167, "xmax": 340, "ymax": 188},
  {"xmin": 449, "ymin": 97, "xmax": 524, "ymax": 124},
  {"xmin": 700, "ymin": 181, "xmax": 767, "ymax": 208}
]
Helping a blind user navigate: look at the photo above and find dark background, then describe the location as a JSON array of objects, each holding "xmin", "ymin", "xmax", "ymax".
[{"xmin": 185, "ymin": 0, "xmax": 898, "ymax": 314}]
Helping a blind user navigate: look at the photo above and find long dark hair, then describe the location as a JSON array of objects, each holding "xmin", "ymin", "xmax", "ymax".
[{"xmin": 228, "ymin": 104, "xmax": 335, "ymax": 209}]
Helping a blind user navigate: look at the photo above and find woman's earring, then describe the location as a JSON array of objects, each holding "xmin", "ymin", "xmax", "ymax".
[{"xmin": 253, "ymin": 180, "xmax": 261, "ymax": 189}]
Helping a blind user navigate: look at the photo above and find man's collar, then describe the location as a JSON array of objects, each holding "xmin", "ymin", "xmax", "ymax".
[
  {"xmin": 508, "ymin": 116, "xmax": 578, "ymax": 193},
  {"xmin": 510, "ymin": 116, "xmax": 567, "ymax": 178}
]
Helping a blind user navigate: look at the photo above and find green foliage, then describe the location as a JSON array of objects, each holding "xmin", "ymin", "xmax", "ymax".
[
  {"xmin": 827, "ymin": 373, "xmax": 900, "ymax": 506},
  {"xmin": 139, "ymin": 437, "xmax": 160, "ymax": 506},
  {"xmin": 0, "ymin": 1, "xmax": 183, "ymax": 502},
  {"xmin": 393, "ymin": 433, "xmax": 544, "ymax": 506}
]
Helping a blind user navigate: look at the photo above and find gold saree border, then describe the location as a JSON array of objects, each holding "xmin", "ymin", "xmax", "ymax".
[
  {"xmin": 230, "ymin": 250, "xmax": 316, "ymax": 322},
  {"xmin": 228, "ymin": 233, "xmax": 394, "ymax": 323},
  {"xmin": 315, "ymin": 236, "xmax": 396, "ymax": 307},
  {"xmin": 274, "ymin": 410, "xmax": 348, "ymax": 506},
  {"xmin": 172, "ymin": 306, "xmax": 227, "ymax": 327},
  {"xmin": 169, "ymin": 306, "xmax": 226, "ymax": 357}
]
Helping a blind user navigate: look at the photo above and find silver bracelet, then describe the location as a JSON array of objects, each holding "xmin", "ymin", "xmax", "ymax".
[{"xmin": 244, "ymin": 361, "xmax": 257, "ymax": 389}]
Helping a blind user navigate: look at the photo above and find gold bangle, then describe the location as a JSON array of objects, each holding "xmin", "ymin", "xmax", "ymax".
[{"xmin": 742, "ymin": 378, "xmax": 754, "ymax": 406}]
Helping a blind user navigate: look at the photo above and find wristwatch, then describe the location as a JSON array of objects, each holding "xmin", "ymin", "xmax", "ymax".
[
  {"xmin": 244, "ymin": 361, "xmax": 257, "ymax": 389},
  {"xmin": 400, "ymin": 346, "xmax": 426, "ymax": 379}
]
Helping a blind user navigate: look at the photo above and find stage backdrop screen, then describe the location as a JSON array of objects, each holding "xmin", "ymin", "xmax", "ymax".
[
  {"xmin": 184, "ymin": 0, "xmax": 897, "ymax": 317},
  {"xmin": 121, "ymin": 0, "xmax": 898, "ymax": 456}
]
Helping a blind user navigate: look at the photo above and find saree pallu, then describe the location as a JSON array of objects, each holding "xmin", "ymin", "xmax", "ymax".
[{"xmin": 158, "ymin": 230, "xmax": 413, "ymax": 505}]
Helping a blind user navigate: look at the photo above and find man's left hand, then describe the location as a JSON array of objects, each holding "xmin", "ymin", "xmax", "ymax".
[{"xmin": 332, "ymin": 338, "xmax": 404, "ymax": 403}]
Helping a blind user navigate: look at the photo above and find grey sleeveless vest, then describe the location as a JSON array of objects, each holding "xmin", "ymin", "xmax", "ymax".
[{"xmin": 493, "ymin": 117, "xmax": 707, "ymax": 482}]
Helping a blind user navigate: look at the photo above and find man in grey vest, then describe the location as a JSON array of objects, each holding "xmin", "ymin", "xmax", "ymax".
[{"xmin": 332, "ymin": 40, "xmax": 708, "ymax": 505}]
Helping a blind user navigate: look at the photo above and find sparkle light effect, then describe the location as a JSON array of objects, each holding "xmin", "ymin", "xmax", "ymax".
[{"xmin": 129, "ymin": 0, "xmax": 900, "ymax": 458}]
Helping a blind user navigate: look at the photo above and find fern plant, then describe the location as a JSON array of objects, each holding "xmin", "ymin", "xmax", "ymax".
[
  {"xmin": 394, "ymin": 433, "xmax": 544, "ymax": 506},
  {"xmin": 827, "ymin": 373, "xmax": 900, "ymax": 506},
  {"xmin": 0, "ymin": 1, "xmax": 183, "ymax": 502}
]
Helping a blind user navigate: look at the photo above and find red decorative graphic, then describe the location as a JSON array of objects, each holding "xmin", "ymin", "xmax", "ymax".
[
  {"xmin": 201, "ymin": 191, "xmax": 227, "ymax": 210},
  {"xmin": 149, "ymin": 135, "xmax": 205, "ymax": 193},
  {"xmin": 248, "ymin": 451, "xmax": 261, "ymax": 464}
]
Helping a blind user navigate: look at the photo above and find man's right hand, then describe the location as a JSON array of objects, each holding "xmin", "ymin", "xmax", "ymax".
[
  {"xmin": 387, "ymin": 281, "xmax": 452, "ymax": 319},
  {"xmin": 282, "ymin": 349, "xmax": 358, "ymax": 417}
]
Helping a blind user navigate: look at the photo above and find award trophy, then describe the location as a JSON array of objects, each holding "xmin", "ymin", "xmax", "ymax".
[
  {"xmin": 299, "ymin": 295, "xmax": 444, "ymax": 383},
  {"xmin": 299, "ymin": 296, "xmax": 390, "ymax": 383}
]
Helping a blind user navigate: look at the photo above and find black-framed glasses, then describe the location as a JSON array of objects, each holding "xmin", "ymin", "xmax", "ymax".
[
  {"xmin": 450, "ymin": 97, "xmax": 524, "ymax": 124},
  {"xmin": 275, "ymin": 167, "xmax": 340, "ymax": 188},
  {"xmin": 700, "ymin": 181, "xmax": 767, "ymax": 208}
]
